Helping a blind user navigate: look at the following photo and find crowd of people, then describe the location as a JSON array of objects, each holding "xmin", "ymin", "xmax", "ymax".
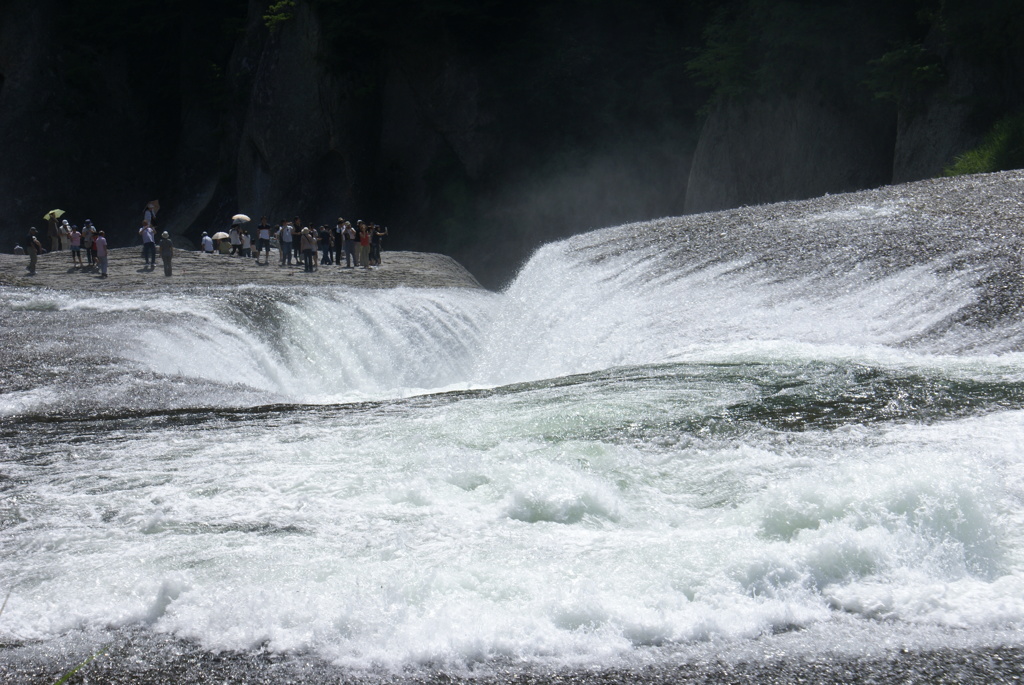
[
  {"xmin": 17, "ymin": 204, "xmax": 389, "ymax": 280},
  {"xmin": 206, "ymin": 216, "xmax": 389, "ymax": 273},
  {"xmin": 19, "ymin": 218, "xmax": 110, "ymax": 277},
  {"xmin": 18, "ymin": 202, "xmax": 166, "ymax": 278}
]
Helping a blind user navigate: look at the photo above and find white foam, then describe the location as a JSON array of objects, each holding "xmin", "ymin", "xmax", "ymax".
[{"xmin": 3, "ymin": 388, "xmax": 1023, "ymax": 669}]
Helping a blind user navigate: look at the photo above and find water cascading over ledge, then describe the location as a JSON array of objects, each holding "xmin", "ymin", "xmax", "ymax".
[{"xmin": 2, "ymin": 171, "xmax": 1024, "ymax": 683}]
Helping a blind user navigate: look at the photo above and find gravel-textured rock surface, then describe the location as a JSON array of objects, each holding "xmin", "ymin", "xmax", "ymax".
[
  {"xmin": 0, "ymin": 248, "xmax": 484, "ymax": 291},
  {"xmin": 2, "ymin": 630, "xmax": 1023, "ymax": 685}
]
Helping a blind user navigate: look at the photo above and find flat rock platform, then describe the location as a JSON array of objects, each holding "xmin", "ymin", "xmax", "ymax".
[{"xmin": 0, "ymin": 247, "xmax": 484, "ymax": 291}]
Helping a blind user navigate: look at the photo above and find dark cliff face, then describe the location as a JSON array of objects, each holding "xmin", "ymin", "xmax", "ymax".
[
  {"xmin": 0, "ymin": 0, "xmax": 247, "ymax": 251},
  {"xmin": 1, "ymin": 0, "xmax": 1023, "ymax": 288},
  {"xmin": 684, "ymin": 93, "xmax": 896, "ymax": 214},
  {"xmin": 0, "ymin": 0, "xmax": 166, "ymax": 244}
]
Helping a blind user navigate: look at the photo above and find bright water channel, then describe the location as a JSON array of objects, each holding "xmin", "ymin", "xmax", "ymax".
[{"xmin": 3, "ymin": 173, "xmax": 1024, "ymax": 680}]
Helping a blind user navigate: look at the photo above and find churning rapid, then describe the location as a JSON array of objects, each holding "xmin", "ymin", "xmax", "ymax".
[{"xmin": 3, "ymin": 172, "xmax": 1024, "ymax": 678}]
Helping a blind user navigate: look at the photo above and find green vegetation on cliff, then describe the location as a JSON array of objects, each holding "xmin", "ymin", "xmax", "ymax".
[{"xmin": 945, "ymin": 112, "xmax": 1024, "ymax": 176}]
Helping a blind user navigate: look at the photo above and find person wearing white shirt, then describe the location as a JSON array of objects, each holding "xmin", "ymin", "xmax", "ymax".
[
  {"xmin": 257, "ymin": 218, "xmax": 271, "ymax": 264},
  {"xmin": 139, "ymin": 221, "xmax": 156, "ymax": 268},
  {"xmin": 278, "ymin": 222, "xmax": 294, "ymax": 266}
]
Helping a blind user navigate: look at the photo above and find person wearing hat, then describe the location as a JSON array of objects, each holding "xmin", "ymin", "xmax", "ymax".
[
  {"xmin": 25, "ymin": 227, "xmax": 43, "ymax": 274},
  {"xmin": 201, "ymin": 232, "xmax": 214, "ymax": 253},
  {"xmin": 59, "ymin": 220, "xmax": 70, "ymax": 251},
  {"xmin": 300, "ymin": 227, "xmax": 317, "ymax": 272},
  {"xmin": 159, "ymin": 231, "xmax": 174, "ymax": 277}
]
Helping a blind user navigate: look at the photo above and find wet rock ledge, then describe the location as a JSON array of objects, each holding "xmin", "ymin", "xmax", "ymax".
[{"xmin": 0, "ymin": 248, "xmax": 484, "ymax": 291}]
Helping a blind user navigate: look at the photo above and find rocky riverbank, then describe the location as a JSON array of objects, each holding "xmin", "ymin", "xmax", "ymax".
[
  {"xmin": 2, "ymin": 627, "xmax": 1022, "ymax": 685},
  {"xmin": 0, "ymin": 247, "xmax": 484, "ymax": 291}
]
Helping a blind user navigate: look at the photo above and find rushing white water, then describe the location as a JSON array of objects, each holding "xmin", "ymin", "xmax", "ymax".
[{"xmin": 4, "ymin": 175, "xmax": 1024, "ymax": 675}]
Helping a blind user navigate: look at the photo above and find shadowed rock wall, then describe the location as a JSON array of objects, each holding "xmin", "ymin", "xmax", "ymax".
[
  {"xmin": 684, "ymin": 93, "xmax": 895, "ymax": 214},
  {"xmin": 0, "ymin": 0, "xmax": 162, "ymax": 242},
  {"xmin": 1, "ymin": 0, "xmax": 1023, "ymax": 288}
]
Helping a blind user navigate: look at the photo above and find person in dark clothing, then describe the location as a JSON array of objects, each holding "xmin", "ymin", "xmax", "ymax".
[
  {"xmin": 318, "ymin": 225, "xmax": 333, "ymax": 265},
  {"xmin": 159, "ymin": 231, "xmax": 174, "ymax": 276},
  {"xmin": 46, "ymin": 215, "xmax": 60, "ymax": 251},
  {"xmin": 82, "ymin": 223, "xmax": 95, "ymax": 267},
  {"xmin": 334, "ymin": 218, "xmax": 345, "ymax": 265},
  {"xmin": 25, "ymin": 227, "xmax": 43, "ymax": 274},
  {"xmin": 370, "ymin": 225, "xmax": 388, "ymax": 266}
]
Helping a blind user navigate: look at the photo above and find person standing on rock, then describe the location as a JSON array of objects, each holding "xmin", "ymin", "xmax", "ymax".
[
  {"xmin": 229, "ymin": 225, "xmax": 242, "ymax": 256},
  {"xmin": 300, "ymin": 227, "xmax": 317, "ymax": 272},
  {"xmin": 25, "ymin": 227, "xmax": 43, "ymax": 275},
  {"xmin": 159, "ymin": 231, "xmax": 174, "ymax": 277},
  {"xmin": 334, "ymin": 218, "xmax": 345, "ymax": 266},
  {"xmin": 69, "ymin": 224, "xmax": 83, "ymax": 267},
  {"xmin": 357, "ymin": 221, "xmax": 371, "ymax": 269},
  {"xmin": 342, "ymin": 221, "xmax": 356, "ymax": 268},
  {"xmin": 257, "ymin": 219, "xmax": 271, "ymax": 263},
  {"xmin": 139, "ymin": 220, "xmax": 157, "ymax": 269},
  {"xmin": 318, "ymin": 224, "xmax": 332, "ymax": 265},
  {"xmin": 292, "ymin": 216, "xmax": 303, "ymax": 264},
  {"xmin": 47, "ymin": 215, "xmax": 60, "ymax": 251},
  {"xmin": 82, "ymin": 223, "xmax": 95, "ymax": 268},
  {"xmin": 370, "ymin": 224, "xmax": 388, "ymax": 266},
  {"xmin": 278, "ymin": 221, "xmax": 294, "ymax": 266},
  {"xmin": 95, "ymin": 230, "xmax": 109, "ymax": 278},
  {"xmin": 241, "ymin": 228, "xmax": 252, "ymax": 258}
]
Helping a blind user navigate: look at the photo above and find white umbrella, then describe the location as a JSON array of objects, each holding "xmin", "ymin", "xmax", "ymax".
[
  {"xmin": 232, "ymin": 213, "xmax": 251, "ymax": 224},
  {"xmin": 212, "ymin": 232, "xmax": 230, "ymax": 240}
]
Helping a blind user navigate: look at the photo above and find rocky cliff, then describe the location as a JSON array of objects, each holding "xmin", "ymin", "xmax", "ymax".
[
  {"xmin": 2, "ymin": 0, "xmax": 1022, "ymax": 288},
  {"xmin": 0, "ymin": 0, "xmax": 166, "ymax": 242},
  {"xmin": 684, "ymin": 92, "xmax": 895, "ymax": 214}
]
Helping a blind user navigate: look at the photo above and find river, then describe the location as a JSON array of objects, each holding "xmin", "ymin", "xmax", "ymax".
[{"xmin": 2, "ymin": 172, "xmax": 1024, "ymax": 682}]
